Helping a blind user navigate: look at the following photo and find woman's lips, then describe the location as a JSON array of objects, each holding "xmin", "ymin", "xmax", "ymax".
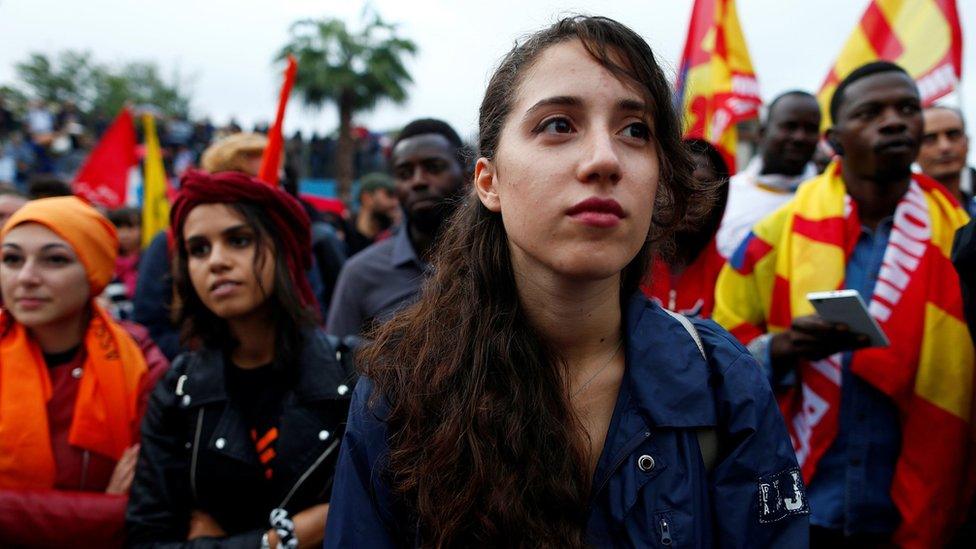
[
  {"xmin": 569, "ymin": 211, "xmax": 622, "ymax": 228},
  {"xmin": 566, "ymin": 197, "xmax": 625, "ymax": 228},
  {"xmin": 210, "ymin": 281, "xmax": 241, "ymax": 298},
  {"xmin": 15, "ymin": 297, "xmax": 48, "ymax": 310}
]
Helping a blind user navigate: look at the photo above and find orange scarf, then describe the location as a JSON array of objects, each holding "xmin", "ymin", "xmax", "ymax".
[
  {"xmin": 0, "ymin": 196, "xmax": 147, "ymax": 490},
  {"xmin": 0, "ymin": 305, "xmax": 147, "ymax": 489}
]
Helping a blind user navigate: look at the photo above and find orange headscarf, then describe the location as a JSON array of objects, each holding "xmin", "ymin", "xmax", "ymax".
[{"xmin": 0, "ymin": 197, "xmax": 148, "ymax": 489}]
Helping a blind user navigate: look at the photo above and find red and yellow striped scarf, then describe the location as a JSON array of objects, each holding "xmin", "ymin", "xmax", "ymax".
[{"xmin": 714, "ymin": 162, "xmax": 975, "ymax": 547}]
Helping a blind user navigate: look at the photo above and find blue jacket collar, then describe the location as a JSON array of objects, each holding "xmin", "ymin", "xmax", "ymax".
[{"xmin": 623, "ymin": 293, "xmax": 717, "ymax": 428}]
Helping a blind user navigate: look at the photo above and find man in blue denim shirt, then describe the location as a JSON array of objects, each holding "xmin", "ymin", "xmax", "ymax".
[
  {"xmin": 754, "ymin": 220, "xmax": 901, "ymax": 542},
  {"xmin": 719, "ymin": 62, "xmax": 974, "ymax": 545}
]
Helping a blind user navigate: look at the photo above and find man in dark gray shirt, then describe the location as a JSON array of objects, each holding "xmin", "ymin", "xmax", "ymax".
[{"xmin": 326, "ymin": 119, "xmax": 467, "ymax": 337}]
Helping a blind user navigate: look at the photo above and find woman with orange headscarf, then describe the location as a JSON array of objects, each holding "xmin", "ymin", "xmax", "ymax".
[{"xmin": 0, "ymin": 196, "xmax": 168, "ymax": 547}]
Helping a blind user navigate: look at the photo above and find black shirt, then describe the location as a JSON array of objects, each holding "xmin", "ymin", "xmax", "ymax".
[
  {"xmin": 224, "ymin": 359, "xmax": 286, "ymax": 480},
  {"xmin": 44, "ymin": 345, "xmax": 82, "ymax": 368},
  {"xmin": 344, "ymin": 226, "xmax": 374, "ymax": 257}
]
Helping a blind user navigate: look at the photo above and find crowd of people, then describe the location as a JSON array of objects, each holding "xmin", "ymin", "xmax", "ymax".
[
  {"xmin": 0, "ymin": 96, "xmax": 390, "ymax": 193},
  {"xmin": 0, "ymin": 13, "xmax": 975, "ymax": 549}
]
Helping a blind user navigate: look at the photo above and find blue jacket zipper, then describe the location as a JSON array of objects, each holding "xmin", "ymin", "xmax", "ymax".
[{"xmin": 659, "ymin": 516, "xmax": 672, "ymax": 545}]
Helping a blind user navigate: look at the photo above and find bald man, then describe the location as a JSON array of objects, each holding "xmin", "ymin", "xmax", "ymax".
[{"xmin": 917, "ymin": 105, "xmax": 975, "ymax": 216}]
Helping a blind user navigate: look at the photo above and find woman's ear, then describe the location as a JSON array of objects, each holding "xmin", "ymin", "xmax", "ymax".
[{"xmin": 474, "ymin": 157, "xmax": 501, "ymax": 213}]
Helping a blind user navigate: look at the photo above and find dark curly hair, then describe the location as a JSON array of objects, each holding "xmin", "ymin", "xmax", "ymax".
[{"xmin": 359, "ymin": 15, "xmax": 710, "ymax": 547}]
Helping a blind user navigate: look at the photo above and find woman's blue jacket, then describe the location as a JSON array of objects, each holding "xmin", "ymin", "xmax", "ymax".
[{"xmin": 324, "ymin": 294, "xmax": 808, "ymax": 547}]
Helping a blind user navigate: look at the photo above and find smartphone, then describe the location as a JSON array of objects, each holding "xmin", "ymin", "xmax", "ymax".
[{"xmin": 806, "ymin": 289, "xmax": 890, "ymax": 348}]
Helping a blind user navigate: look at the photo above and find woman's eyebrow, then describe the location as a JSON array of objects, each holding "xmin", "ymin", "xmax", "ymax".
[
  {"xmin": 618, "ymin": 98, "xmax": 647, "ymax": 113},
  {"xmin": 40, "ymin": 243, "xmax": 73, "ymax": 253},
  {"xmin": 2, "ymin": 242, "xmax": 73, "ymax": 253},
  {"xmin": 221, "ymin": 224, "xmax": 250, "ymax": 236},
  {"xmin": 185, "ymin": 224, "xmax": 250, "ymax": 242},
  {"xmin": 522, "ymin": 95, "xmax": 582, "ymax": 123}
]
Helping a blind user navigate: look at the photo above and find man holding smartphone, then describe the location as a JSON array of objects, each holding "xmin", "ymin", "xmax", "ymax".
[{"xmin": 713, "ymin": 62, "xmax": 974, "ymax": 547}]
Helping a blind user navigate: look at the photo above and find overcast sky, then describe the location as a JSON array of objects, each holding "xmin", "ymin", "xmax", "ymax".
[{"xmin": 1, "ymin": 0, "xmax": 974, "ymax": 146}]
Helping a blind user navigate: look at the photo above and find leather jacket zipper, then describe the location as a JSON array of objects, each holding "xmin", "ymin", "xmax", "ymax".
[
  {"xmin": 187, "ymin": 401, "xmax": 338, "ymax": 509},
  {"xmin": 190, "ymin": 408, "xmax": 205, "ymax": 500},
  {"xmin": 278, "ymin": 438, "xmax": 340, "ymax": 509}
]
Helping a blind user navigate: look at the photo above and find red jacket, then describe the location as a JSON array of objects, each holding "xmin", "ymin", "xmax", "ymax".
[
  {"xmin": 0, "ymin": 321, "xmax": 168, "ymax": 548},
  {"xmin": 641, "ymin": 238, "xmax": 725, "ymax": 318}
]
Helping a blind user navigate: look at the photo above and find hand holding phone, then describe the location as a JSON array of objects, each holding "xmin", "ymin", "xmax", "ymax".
[
  {"xmin": 806, "ymin": 290, "xmax": 890, "ymax": 348},
  {"xmin": 770, "ymin": 315, "xmax": 871, "ymax": 369}
]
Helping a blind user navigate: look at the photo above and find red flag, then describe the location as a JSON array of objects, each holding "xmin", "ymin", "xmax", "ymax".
[
  {"xmin": 817, "ymin": 0, "xmax": 964, "ymax": 128},
  {"xmin": 675, "ymin": 0, "xmax": 762, "ymax": 173},
  {"xmin": 258, "ymin": 55, "xmax": 298, "ymax": 187},
  {"xmin": 72, "ymin": 107, "xmax": 137, "ymax": 207}
]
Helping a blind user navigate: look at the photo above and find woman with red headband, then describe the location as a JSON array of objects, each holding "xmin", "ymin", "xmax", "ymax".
[
  {"xmin": 0, "ymin": 197, "xmax": 168, "ymax": 547},
  {"xmin": 126, "ymin": 170, "xmax": 356, "ymax": 548}
]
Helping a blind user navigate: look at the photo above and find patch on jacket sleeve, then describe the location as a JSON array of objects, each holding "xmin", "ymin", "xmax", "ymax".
[{"xmin": 757, "ymin": 467, "xmax": 809, "ymax": 524}]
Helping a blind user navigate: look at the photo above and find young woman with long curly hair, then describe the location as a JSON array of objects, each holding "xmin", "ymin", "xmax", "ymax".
[{"xmin": 326, "ymin": 15, "xmax": 808, "ymax": 547}]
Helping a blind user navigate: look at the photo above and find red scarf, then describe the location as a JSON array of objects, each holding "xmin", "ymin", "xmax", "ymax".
[{"xmin": 714, "ymin": 164, "xmax": 975, "ymax": 547}]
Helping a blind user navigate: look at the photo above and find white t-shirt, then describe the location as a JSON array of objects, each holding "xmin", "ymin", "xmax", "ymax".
[{"xmin": 715, "ymin": 157, "xmax": 817, "ymax": 259}]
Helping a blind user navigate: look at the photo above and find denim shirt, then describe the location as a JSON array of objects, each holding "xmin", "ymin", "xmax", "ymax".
[
  {"xmin": 751, "ymin": 219, "xmax": 903, "ymax": 533},
  {"xmin": 803, "ymin": 218, "xmax": 902, "ymax": 534}
]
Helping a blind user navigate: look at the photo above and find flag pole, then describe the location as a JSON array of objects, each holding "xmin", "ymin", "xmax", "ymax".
[{"xmin": 259, "ymin": 54, "xmax": 298, "ymax": 187}]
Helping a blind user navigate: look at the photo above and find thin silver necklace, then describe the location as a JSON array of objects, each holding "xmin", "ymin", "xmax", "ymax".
[{"xmin": 571, "ymin": 339, "xmax": 624, "ymax": 399}]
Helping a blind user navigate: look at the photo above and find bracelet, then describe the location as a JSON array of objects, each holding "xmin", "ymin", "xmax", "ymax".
[
  {"xmin": 269, "ymin": 508, "xmax": 299, "ymax": 549},
  {"xmin": 260, "ymin": 532, "xmax": 271, "ymax": 549}
]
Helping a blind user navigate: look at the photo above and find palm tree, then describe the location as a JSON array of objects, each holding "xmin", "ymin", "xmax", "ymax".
[{"xmin": 279, "ymin": 11, "xmax": 417, "ymax": 202}]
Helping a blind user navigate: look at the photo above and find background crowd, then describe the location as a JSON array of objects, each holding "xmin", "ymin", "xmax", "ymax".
[{"xmin": 0, "ymin": 98, "xmax": 391, "ymax": 196}]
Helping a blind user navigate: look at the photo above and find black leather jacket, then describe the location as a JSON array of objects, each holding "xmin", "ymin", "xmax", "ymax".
[{"xmin": 125, "ymin": 331, "xmax": 358, "ymax": 548}]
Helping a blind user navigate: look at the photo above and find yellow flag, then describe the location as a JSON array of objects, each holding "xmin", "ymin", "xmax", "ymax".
[
  {"xmin": 675, "ymin": 0, "xmax": 762, "ymax": 172},
  {"xmin": 141, "ymin": 113, "xmax": 169, "ymax": 248},
  {"xmin": 818, "ymin": 0, "xmax": 963, "ymax": 128}
]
